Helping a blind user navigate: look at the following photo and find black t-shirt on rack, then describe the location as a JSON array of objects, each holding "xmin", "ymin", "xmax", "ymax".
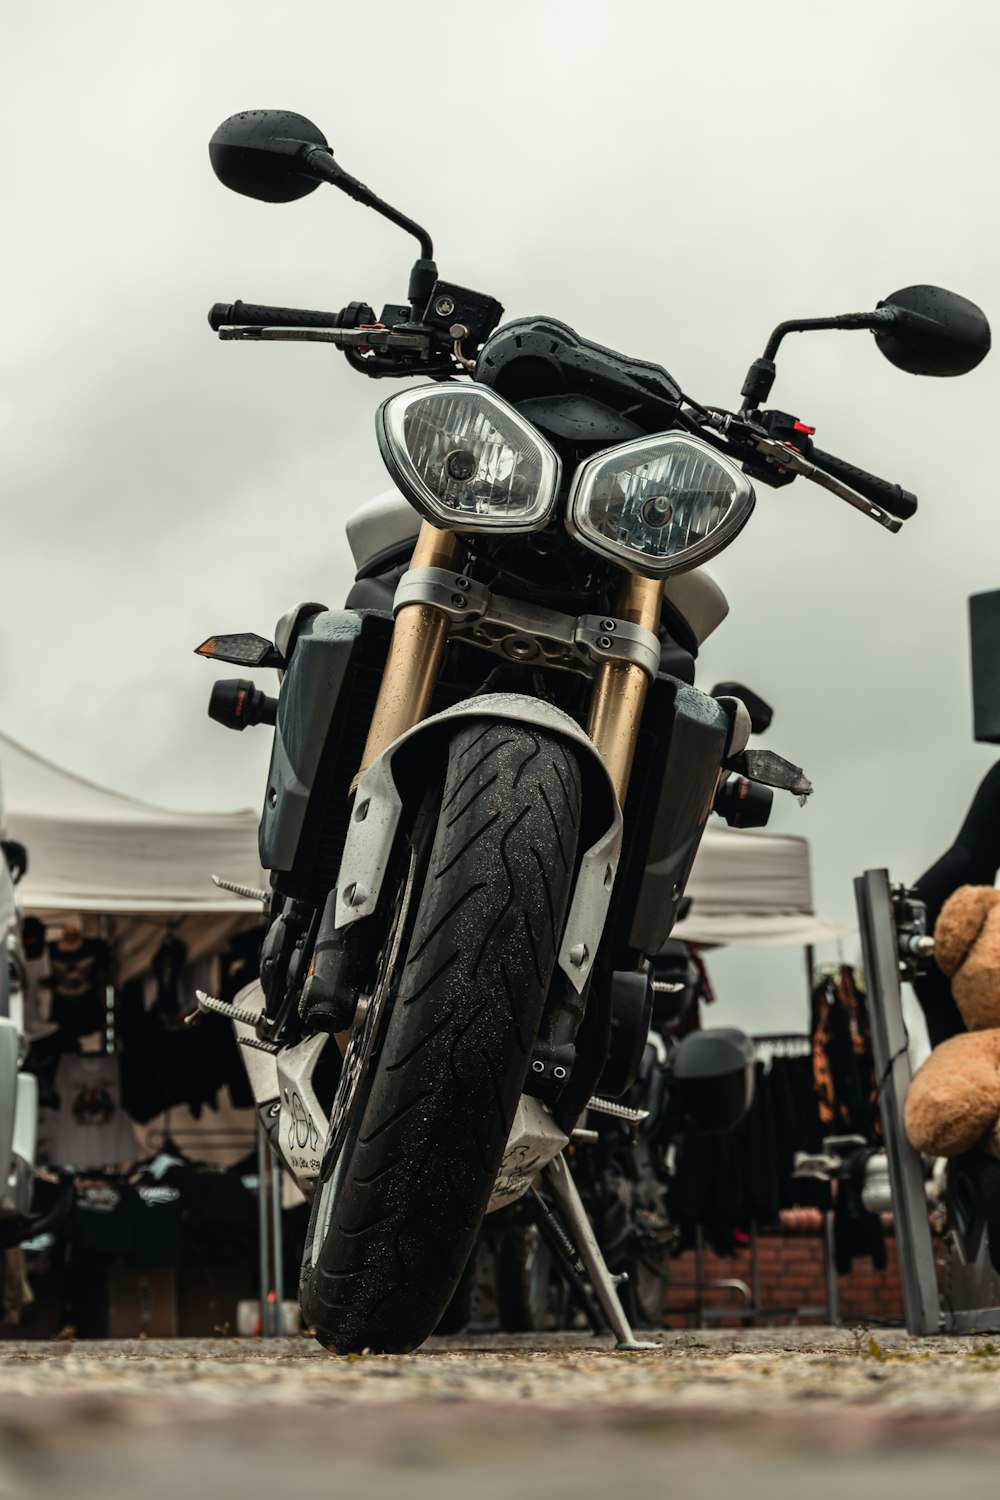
[{"xmin": 47, "ymin": 936, "xmax": 111, "ymax": 1040}]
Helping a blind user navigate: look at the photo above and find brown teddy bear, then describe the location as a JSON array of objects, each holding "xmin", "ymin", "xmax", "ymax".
[{"xmin": 904, "ymin": 884, "xmax": 1000, "ymax": 1159}]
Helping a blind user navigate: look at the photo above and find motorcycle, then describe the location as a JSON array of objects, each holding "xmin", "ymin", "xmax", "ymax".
[
  {"xmin": 0, "ymin": 779, "xmax": 35, "ymax": 1242},
  {"xmin": 195, "ymin": 108, "xmax": 990, "ymax": 1353}
]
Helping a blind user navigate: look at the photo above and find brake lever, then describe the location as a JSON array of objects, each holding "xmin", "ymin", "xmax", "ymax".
[
  {"xmin": 706, "ymin": 413, "xmax": 902, "ymax": 533},
  {"xmin": 748, "ymin": 435, "xmax": 902, "ymax": 533}
]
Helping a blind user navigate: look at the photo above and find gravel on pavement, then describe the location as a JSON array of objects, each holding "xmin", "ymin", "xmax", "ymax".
[{"xmin": 1, "ymin": 1328, "xmax": 998, "ymax": 1500}]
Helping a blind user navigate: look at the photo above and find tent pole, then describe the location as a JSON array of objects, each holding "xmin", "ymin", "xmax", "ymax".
[
  {"xmin": 804, "ymin": 943, "xmax": 815, "ymax": 1019},
  {"xmin": 270, "ymin": 1143, "xmax": 284, "ymax": 1335},
  {"xmin": 256, "ymin": 1117, "xmax": 275, "ymax": 1337},
  {"xmin": 100, "ymin": 914, "xmax": 115, "ymax": 1055}
]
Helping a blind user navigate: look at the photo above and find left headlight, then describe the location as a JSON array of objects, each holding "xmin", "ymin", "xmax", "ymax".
[
  {"xmin": 566, "ymin": 433, "xmax": 755, "ymax": 577},
  {"xmin": 376, "ymin": 384, "xmax": 561, "ymax": 533}
]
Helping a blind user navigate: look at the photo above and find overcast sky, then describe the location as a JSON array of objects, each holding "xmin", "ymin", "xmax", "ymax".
[{"xmin": 4, "ymin": 0, "xmax": 999, "ymax": 1032}]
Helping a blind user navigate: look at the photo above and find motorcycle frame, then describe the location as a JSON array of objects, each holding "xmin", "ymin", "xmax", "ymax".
[{"xmin": 248, "ymin": 512, "xmax": 739, "ymax": 1192}]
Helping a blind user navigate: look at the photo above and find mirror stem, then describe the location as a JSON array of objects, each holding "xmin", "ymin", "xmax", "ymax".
[
  {"xmin": 740, "ymin": 308, "xmax": 898, "ymax": 411},
  {"xmin": 302, "ymin": 147, "xmax": 434, "ymax": 259},
  {"xmin": 761, "ymin": 309, "xmax": 892, "ymax": 362}
]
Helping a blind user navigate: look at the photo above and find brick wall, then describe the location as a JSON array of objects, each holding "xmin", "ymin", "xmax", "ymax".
[{"xmin": 663, "ymin": 1218, "xmax": 929, "ymax": 1327}]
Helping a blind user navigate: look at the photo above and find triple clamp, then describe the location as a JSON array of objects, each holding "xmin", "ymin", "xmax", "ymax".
[{"xmin": 394, "ymin": 567, "xmax": 661, "ymax": 679}]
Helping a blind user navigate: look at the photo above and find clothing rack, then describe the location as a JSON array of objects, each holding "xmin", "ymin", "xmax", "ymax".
[
  {"xmin": 752, "ymin": 1032, "xmax": 812, "ymax": 1059},
  {"xmin": 145, "ymin": 1127, "xmax": 254, "ymax": 1149},
  {"xmin": 812, "ymin": 962, "xmax": 865, "ymax": 992}
]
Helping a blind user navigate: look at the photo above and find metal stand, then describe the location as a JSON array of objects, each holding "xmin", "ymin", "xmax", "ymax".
[
  {"xmin": 823, "ymin": 1210, "xmax": 840, "ymax": 1327},
  {"xmin": 854, "ymin": 867, "xmax": 1000, "ymax": 1335},
  {"xmin": 255, "ymin": 1117, "xmax": 286, "ymax": 1337},
  {"xmin": 544, "ymin": 1151, "xmax": 658, "ymax": 1349},
  {"xmin": 665, "ymin": 1218, "xmax": 831, "ymax": 1327}
]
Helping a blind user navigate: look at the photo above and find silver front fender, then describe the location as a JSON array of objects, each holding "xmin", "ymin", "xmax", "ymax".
[{"xmin": 334, "ymin": 692, "xmax": 622, "ymax": 991}]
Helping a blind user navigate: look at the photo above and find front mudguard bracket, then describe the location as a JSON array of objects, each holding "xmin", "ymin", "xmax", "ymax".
[{"xmin": 334, "ymin": 692, "xmax": 622, "ymax": 991}]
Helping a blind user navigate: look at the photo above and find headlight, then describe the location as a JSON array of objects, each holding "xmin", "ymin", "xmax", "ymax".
[
  {"xmin": 376, "ymin": 384, "xmax": 561, "ymax": 533},
  {"xmin": 566, "ymin": 433, "xmax": 755, "ymax": 577}
]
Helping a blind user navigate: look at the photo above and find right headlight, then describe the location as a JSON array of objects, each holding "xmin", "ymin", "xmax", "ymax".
[
  {"xmin": 376, "ymin": 383, "xmax": 561, "ymax": 534},
  {"xmin": 566, "ymin": 433, "xmax": 755, "ymax": 577}
]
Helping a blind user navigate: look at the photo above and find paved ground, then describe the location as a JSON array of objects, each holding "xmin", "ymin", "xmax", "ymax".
[{"xmin": 2, "ymin": 1329, "xmax": 1000, "ymax": 1498}]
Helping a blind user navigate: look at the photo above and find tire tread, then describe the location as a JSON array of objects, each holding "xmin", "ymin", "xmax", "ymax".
[{"xmin": 300, "ymin": 721, "xmax": 582, "ymax": 1352}]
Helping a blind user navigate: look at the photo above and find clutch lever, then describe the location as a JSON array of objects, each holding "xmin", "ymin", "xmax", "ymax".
[{"xmin": 217, "ymin": 325, "xmax": 434, "ymax": 354}]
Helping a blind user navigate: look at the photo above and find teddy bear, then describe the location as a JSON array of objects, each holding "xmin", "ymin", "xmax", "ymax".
[{"xmin": 904, "ymin": 884, "xmax": 1000, "ymax": 1160}]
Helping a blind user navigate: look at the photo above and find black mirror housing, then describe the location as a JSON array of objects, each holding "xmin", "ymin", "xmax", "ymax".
[
  {"xmin": 209, "ymin": 109, "xmax": 331, "ymax": 203},
  {"xmin": 875, "ymin": 284, "xmax": 991, "ymax": 377},
  {"xmin": 670, "ymin": 1027, "xmax": 755, "ymax": 1133},
  {"xmin": 711, "ymin": 681, "xmax": 773, "ymax": 735}
]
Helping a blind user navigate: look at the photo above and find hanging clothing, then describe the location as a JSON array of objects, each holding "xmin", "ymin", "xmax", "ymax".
[
  {"xmin": 150, "ymin": 935, "xmax": 188, "ymax": 1019},
  {"xmin": 47, "ymin": 934, "xmax": 111, "ymax": 1041},
  {"xmin": 118, "ymin": 928, "xmax": 260, "ymax": 1121},
  {"xmin": 810, "ymin": 966, "xmax": 881, "ymax": 1143},
  {"xmin": 667, "ymin": 1045, "xmax": 830, "ymax": 1251},
  {"xmin": 46, "ymin": 1052, "xmax": 137, "ymax": 1170},
  {"xmin": 118, "ymin": 983, "xmax": 232, "ymax": 1123}
]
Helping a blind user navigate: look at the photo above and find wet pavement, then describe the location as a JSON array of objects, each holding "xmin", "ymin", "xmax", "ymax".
[{"xmin": 1, "ymin": 1329, "xmax": 999, "ymax": 1498}]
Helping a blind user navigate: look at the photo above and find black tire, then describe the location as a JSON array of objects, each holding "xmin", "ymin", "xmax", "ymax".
[
  {"xmin": 300, "ymin": 720, "xmax": 582, "ymax": 1353},
  {"xmin": 495, "ymin": 1222, "xmax": 571, "ymax": 1333},
  {"xmin": 621, "ymin": 1247, "xmax": 668, "ymax": 1329}
]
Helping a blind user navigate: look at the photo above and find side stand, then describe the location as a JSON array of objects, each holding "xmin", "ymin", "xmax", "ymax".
[
  {"xmin": 255, "ymin": 1117, "xmax": 286, "ymax": 1338},
  {"xmin": 544, "ymin": 1152, "xmax": 659, "ymax": 1350}
]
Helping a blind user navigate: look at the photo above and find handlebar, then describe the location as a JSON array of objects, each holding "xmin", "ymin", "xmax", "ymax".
[
  {"xmin": 208, "ymin": 299, "xmax": 349, "ymax": 332},
  {"xmin": 206, "ymin": 306, "xmax": 918, "ymax": 528},
  {"xmin": 809, "ymin": 446, "xmax": 918, "ymax": 520}
]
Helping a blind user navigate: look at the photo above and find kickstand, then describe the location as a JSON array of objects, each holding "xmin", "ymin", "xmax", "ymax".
[{"xmin": 543, "ymin": 1151, "xmax": 659, "ymax": 1350}]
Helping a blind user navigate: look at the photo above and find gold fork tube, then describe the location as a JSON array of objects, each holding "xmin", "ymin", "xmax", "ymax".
[
  {"xmin": 353, "ymin": 521, "xmax": 463, "ymax": 786},
  {"xmin": 586, "ymin": 573, "xmax": 665, "ymax": 805}
]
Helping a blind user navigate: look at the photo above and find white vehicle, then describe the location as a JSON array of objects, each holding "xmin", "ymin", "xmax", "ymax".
[{"xmin": 0, "ymin": 770, "xmax": 35, "ymax": 1235}]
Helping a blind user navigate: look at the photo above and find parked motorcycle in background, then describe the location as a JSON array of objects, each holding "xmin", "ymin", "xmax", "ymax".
[
  {"xmin": 196, "ymin": 109, "xmax": 990, "ymax": 1353},
  {"xmin": 492, "ymin": 687, "xmax": 776, "ymax": 1335}
]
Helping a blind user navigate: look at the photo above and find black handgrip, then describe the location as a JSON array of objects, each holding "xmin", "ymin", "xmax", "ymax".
[
  {"xmin": 809, "ymin": 446, "xmax": 918, "ymax": 520},
  {"xmin": 208, "ymin": 299, "xmax": 346, "ymax": 332}
]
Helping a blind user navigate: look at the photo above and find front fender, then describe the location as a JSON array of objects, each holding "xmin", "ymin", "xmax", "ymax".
[{"xmin": 335, "ymin": 692, "xmax": 622, "ymax": 992}]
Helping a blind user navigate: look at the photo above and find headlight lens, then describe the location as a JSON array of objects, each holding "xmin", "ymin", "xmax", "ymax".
[
  {"xmin": 376, "ymin": 384, "xmax": 561, "ymax": 533},
  {"xmin": 566, "ymin": 433, "xmax": 755, "ymax": 576}
]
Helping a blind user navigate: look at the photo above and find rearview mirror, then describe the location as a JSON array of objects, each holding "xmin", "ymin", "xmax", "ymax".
[
  {"xmin": 711, "ymin": 681, "xmax": 773, "ymax": 735},
  {"xmin": 1, "ymin": 840, "xmax": 27, "ymax": 885},
  {"xmin": 209, "ymin": 109, "xmax": 436, "ymax": 274},
  {"xmin": 670, "ymin": 1027, "xmax": 755, "ymax": 1133},
  {"xmin": 209, "ymin": 109, "xmax": 332, "ymax": 203},
  {"xmin": 875, "ymin": 284, "xmax": 991, "ymax": 377}
]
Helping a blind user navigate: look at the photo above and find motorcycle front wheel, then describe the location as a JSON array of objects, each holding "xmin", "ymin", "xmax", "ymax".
[{"xmin": 300, "ymin": 718, "xmax": 582, "ymax": 1353}]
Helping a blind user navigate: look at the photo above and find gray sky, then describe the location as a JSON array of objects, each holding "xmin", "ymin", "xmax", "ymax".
[{"xmin": 4, "ymin": 0, "xmax": 999, "ymax": 1031}]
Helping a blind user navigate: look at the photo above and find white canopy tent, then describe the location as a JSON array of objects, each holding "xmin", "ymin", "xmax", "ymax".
[
  {"xmin": 0, "ymin": 732, "xmax": 265, "ymax": 981},
  {"xmin": 676, "ymin": 825, "xmax": 851, "ymax": 948},
  {"xmin": 0, "ymin": 730, "xmax": 847, "ymax": 976}
]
